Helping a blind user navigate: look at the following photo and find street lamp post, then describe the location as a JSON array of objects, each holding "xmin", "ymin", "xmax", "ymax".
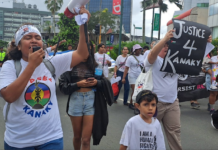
[
  {"xmin": 118, "ymin": 0, "xmax": 124, "ymax": 55},
  {"xmin": 151, "ymin": 5, "xmax": 155, "ymax": 42}
]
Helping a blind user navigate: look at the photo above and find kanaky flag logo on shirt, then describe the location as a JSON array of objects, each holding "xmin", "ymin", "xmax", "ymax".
[
  {"xmin": 112, "ymin": 0, "xmax": 121, "ymax": 15},
  {"xmin": 25, "ymin": 81, "xmax": 51, "ymax": 109}
]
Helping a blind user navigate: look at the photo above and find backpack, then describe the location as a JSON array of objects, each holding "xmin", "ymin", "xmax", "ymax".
[{"xmin": 4, "ymin": 59, "xmax": 55, "ymax": 122}]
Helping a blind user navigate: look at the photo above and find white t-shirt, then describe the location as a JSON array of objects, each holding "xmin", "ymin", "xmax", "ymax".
[
  {"xmin": 120, "ymin": 115, "xmax": 166, "ymax": 150},
  {"xmin": 115, "ymin": 55, "xmax": 128, "ymax": 72},
  {"xmin": 94, "ymin": 53, "xmax": 110, "ymax": 77},
  {"xmin": 0, "ymin": 52, "xmax": 73, "ymax": 148},
  {"xmin": 125, "ymin": 55, "xmax": 144, "ymax": 78},
  {"xmin": 144, "ymin": 50, "xmax": 179, "ymax": 103},
  {"xmin": 45, "ymin": 47, "xmax": 52, "ymax": 58}
]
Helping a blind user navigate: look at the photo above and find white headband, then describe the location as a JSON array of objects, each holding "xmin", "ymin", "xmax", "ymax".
[{"xmin": 14, "ymin": 25, "xmax": 42, "ymax": 46}]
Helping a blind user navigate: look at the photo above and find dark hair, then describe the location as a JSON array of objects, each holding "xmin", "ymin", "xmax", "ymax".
[
  {"xmin": 122, "ymin": 46, "xmax": 128, "ymax": 50},
  {"xmin": 137, "ymin": 91, "xmax": 158, "ymax": 105},
  {"xmin": 68, "ymin": 44, "xmax": 72, "ymax": 47},
  {"xmin": 86, "ymin": 41, "xmax": 98, "ymax": 73},
  {"xmin": 143, "ymin": 46, "xmax": 149, "ymax": 50},
  {"xmin": 98, "ymin": 43, "xmax": 105, "ymax": 50},
  {"xmin": 6, "ymin": 39, "xmax": 22, "ymax": 61}
]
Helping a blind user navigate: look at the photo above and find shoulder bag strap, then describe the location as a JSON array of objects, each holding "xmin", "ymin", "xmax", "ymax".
[
  {"xmin": 117, "ymin": 56, "xmax": 128, "ymax": 70},
  {"xmin": 5, "ymin": 60, "xmax": 22, "ymax": 122},
  {"xmin": 43, "ymin": 59, "xmax": 56, "ymax": 79},
  {"xmin": 102, "ymin": 54, "xmax": 105, "ymax": 68},
  {"xmin": 133, "ymin": 55, "xmax": 143, "ymax": 71}
]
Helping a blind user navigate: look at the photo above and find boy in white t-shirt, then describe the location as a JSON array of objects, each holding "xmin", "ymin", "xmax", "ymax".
[{"xmin": 120, "ymin": 90, "xmax": 166, "ymax": 150}]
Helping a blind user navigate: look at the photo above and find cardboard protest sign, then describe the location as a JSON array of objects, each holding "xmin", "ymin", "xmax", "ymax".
[
  {"xmin": 161, "ymin": 19, "xmax": 211, "ymax": 75},
  {"xmin": 178, "ymin": 75, "xmax": 209, "ymax": 102}
]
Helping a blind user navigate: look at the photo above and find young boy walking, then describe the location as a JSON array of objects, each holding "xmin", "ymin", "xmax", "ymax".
[{"xmin": 119, "ymin": 90, "xmax": 166, "ymax": 150}]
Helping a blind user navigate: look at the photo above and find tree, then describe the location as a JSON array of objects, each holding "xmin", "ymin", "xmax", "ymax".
[
  {"xmin": 45, "ymin": 0, "xmax": 63, "ymax": 36},
  {"xmin": 141, "ymin": 0, "xmax": 182, "ymax": 40},
  {"xmin": 47, "ymin": 13, "xmax": 79, "ymax": 51},
  {"xmin": 88, "ymin": 8, "xmax": 119, "ymax": 44},
  {"xmin": 43, "ymin": 21, "xmax": 52, "ymax": 40},
  {"xmin": 0, "ymin": 40, "xmax": 7, "ymax": 48}
]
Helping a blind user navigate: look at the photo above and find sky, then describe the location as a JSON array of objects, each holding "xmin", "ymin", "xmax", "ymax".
[{"xmin": 0, "ymin": 0, "xmax": 180, "ymax": 39}]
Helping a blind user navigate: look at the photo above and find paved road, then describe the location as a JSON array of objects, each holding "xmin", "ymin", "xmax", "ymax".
[{"xmin": 0, "ymin": 80, "xmax": 217, "ymax": 149}]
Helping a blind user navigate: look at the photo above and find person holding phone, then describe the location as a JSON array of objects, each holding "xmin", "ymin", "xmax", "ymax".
[
  {"xmin": 0, "ymin": 7, "xmax": 91, "ymax": 150},
  {"xmin": 59, "ymin": 42, "xmax": 100, "ymax": 150}
]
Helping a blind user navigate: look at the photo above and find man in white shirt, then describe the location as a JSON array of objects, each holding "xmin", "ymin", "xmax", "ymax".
[
  {"xmin": 94, "ymin": 43, "xmax": 111, "ymax": 78},
  {"xmin": 144, "ymin": 30, "xmax": 180, "ymax": 150},
  {"xmin": 144, "ymin": 30, "xmax": 212, "ymax": 150}
]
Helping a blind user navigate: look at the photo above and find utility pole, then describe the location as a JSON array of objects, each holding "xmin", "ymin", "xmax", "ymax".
[
  {"xmin": 118, "ymin": 0, "xmax": 124, "ymax": 55},
  {"xmin": 98, "ymin": 0, "xmax": 102, "ymax": 44},
  {"xmin": 133, "ymin": 24, "xmax": 135, "ymax": 41},
  {"xmin": 151, "ymin": 5, "xmax": 155, "ymax": 42},
  {"xmin": 158, "ymin": 8, "xmax": 162, "ymax": 40},
  {"xmin": 142, "ymin": 0, "xmax": 146, "ymax": 43}
]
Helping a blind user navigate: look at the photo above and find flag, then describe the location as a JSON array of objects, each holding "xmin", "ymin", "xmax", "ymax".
[{"xmin": 112, "ymin": 0, "xmax": 121, "ymax": 15}]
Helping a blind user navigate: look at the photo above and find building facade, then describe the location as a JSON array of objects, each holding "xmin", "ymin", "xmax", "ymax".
[
  {"xmin": 87, "ymin": 0, "xmax": 132, "ymax": 34},
  {"xmin": 0, "ymin": 1, "xmax": 52, "ymax": 42},
  {"xmin": 167, "ymin": 7, "xmax": 209, "ymax": 31},
  {"xmin": 174, "ymin": 0, "xmax": 209, "ymax": 17},
  {"xmin": 208, "ymin": 0, "xmax": 218, "ymax": 39}
]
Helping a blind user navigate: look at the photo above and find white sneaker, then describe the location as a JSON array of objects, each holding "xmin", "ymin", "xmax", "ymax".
[
  {"xmin": 210, "ymin": 85, "xmax": 217, "ymax": 89},
  {"xmin": 203, "ymin": 82, "xmax": 206, "ymax": 86}
]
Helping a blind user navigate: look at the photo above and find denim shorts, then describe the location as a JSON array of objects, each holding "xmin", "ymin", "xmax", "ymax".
[
  {"xmin": 68, "ymin": 90, "xmax": 95, "ymax": 116},
  {"xmin": 205, "ymin": 73, "xmax": 218, "ymax": 91}
]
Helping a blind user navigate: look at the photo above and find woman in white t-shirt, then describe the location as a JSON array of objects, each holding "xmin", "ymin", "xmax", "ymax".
[
  {"xmin": 94, "ymin": 43, "xmax": 111, "ymax": 78},
  {"xmin": 114, "ymin": 47, "xmax": 130, "ymax": 105},
  {"xmin": 0, "ymin": 8, "xmax": 91, "ymax": 149},
  {"xmin": 122, "ymin": 44, "xmax": 144, "ymax": 110}
]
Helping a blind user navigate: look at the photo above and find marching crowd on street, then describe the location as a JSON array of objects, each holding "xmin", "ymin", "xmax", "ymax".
[{"xmin": 0, "ymin": 5, "xmax": 217, "ymax": 150}]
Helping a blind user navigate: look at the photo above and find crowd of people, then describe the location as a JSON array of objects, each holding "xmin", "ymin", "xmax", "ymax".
[{"xmin": 0, "ymin": 5, "xmax": 216, "ymax": 150}]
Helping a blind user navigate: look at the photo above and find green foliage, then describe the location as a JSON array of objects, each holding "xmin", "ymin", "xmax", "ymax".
[
  {"xmin": 0, "ymin": 40, "xmax": 8, "ymax": 48},
  {"xmin": 45, "ymin": 0, "xmax": 63, "ymax": 14},
  {"xmin": 47, "ymin": 13, "xmax": 79, "ymax": 51},
  {"xmin": 45, "ymin": 0, "xmax": 63, "ymax": 36},
  {"xmin": 141, "ymin": 0, "xmax": 182, "ymax": 13},
  {"xmin": 88, "ymin": 8, "xmax": 119, "ymax": 38},
  {"xmin": 212, "ymin": 38, "xmax": 218, "ymax": 56},
  {"xmin": 110, "ymin": 41, "xmax": 149, "ymax": 60},
  {"xmin": 43, "ymin": 21, "xmax": 52, "ymax": 35}
]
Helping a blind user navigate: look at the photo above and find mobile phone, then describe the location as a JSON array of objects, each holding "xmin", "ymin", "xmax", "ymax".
[
  {"xmin": 86, "ymin": 78, "xmax": 94, "ymax": 82},
  {"xmin": 32, "ymin": 46, "xmax": 41, "ymax": 52},
  {"xmin": 32, "ymin": 47, "xmax": 45, "ymax": 59}
]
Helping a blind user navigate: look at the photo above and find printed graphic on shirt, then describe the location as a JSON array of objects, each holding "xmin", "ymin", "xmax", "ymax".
[
  {"xmin": 23, "ymin": 80, "xmax": 53, "ymax": 118},
  {"xmin": 25, "ymin": 80, "xmax": 51, "ymax": 109},
  {"xmin": 97, "ymin": 58, "xmax": 107, "ymax": 66},
  {"xmin": 163, "ymin": 72, "xmax": 175, "ymax": 78},
  {"xmin": 140, "ymin": 131, "xmax": 157, "ymax": 150},
  {"xmin": 119, "ymin": 61, "xmax": 126, "ymax": 70}
]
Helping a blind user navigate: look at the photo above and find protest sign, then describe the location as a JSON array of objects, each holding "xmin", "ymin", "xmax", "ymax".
[
  {"xmin": 178, "ymin": 75, "xmax": 209, "ymax": 102},
  {"xmin": 161, "ymin": 19, "xmax": 211, "ymax": 75}
]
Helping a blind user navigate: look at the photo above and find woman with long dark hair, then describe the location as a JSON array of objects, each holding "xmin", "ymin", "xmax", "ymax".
[
  {"xmin": 0, "ymin": 8, "xmax": 91, "ymax": 149},
  {"xmin": 59, "ymin": 42, "xmax": 99, "ymax": 150}
]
